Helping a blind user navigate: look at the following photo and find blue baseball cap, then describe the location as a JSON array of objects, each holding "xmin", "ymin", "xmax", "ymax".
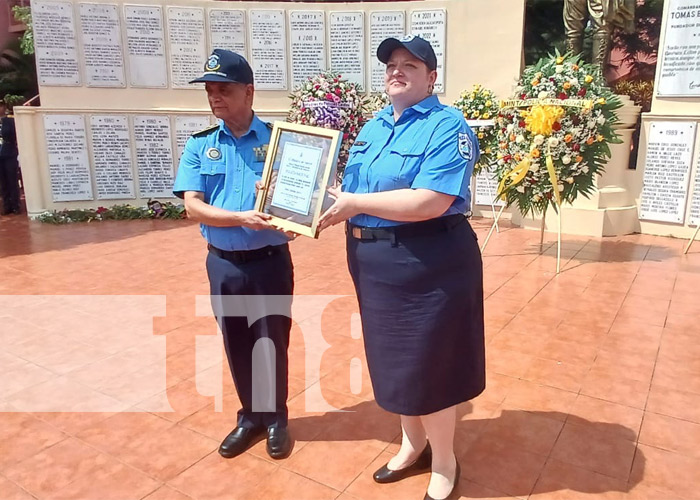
[
  {"xmin": 377, "ymin": 35, "xmax": 437, "ymax": 71},
  {"xmin": 190, "ymin": 49, "xmax": 254, "ymax": 85}
]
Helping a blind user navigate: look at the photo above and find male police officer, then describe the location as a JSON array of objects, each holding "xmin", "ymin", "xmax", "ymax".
[{"xmin": 173, "ymin": 49, "xmax": 293, "ymax": 459}]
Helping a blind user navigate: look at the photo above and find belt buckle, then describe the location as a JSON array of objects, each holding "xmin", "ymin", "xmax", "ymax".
[{"xmin": 351, "ymin": 226, "xmax": 363, "ymax": 239}]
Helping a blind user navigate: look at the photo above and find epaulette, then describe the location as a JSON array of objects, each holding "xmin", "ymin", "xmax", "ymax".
[
  {"xmin": 192, "ymin": 124, "xmax": 219, "ymax": 137},
  {"xmin": 265, "ymin": 122, "xmax": 273, "ymax": 130}
]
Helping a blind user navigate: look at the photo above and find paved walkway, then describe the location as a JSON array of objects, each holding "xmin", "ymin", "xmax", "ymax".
[{"xmin": 1, "ymin": 215, "xmax": 699, "ymax": 500}]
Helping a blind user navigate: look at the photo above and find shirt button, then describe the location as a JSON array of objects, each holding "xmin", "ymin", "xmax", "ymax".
[{"xmin": 235, "ymin": 188, "xmax": 240, "ymax": 192}]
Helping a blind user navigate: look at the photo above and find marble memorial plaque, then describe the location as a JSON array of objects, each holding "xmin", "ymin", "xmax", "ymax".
[
  {"xmin": 208, "ymin": 9, "xmax": 247, "ymax": 56},
  {"xmin": 639, "ymin": 121, "xmax": 697, "ymax": 223},
  {"xmin": 79, "ymin": 3, "xmax": 126, "ymax": 88},
  {"xmin": 474, "ymin": 169, "xmax": 505, "ymax": 207},
  {"xmin": 329, "ymin": 12, "xmax": 365, "ymax": 88},
  {"xmin": 410, "ymin": 9, "xmax": 446, "ymax": 93},
  {"xmin": 44, "ymin": 115, "xmax": 93, "ymax": 202},
  {"xmin": 32, "ymin": 0, "xmax": 81, "ymax": 86},
  {"xmin": 657, "ymin": 0, "xmax": 700, "ymax": 97},
  {"xmin": 289, "ymin": 11, "xmax": 326, "ymax": 87},
  {"xmin": 687, "ymin": 132, "xmax": 700, "ymax": 226},
  {"xmin": 369, "ymin": 11, "xmax": 405, "ymax": 92},
  {"xmin": 167, "ymin": 7, "xmax": 207, "ymax": 89},
  {"xmin": 124, "ymin": 5, "xmax": 167, "ymax": 88},
  {"xmin": 250, "ymin": 10, "xmax": 287, "ymax": 90},
  {"xmin": 90, "ymin": 115, "xmax": 135, "ymax": 200},
  {"xmin": 175, "ymin": 115, "xmax": 213, "ymax": 164},
  {"xmin": 133, "ymin": 115, "xmax": 175, "ymax": 198}
]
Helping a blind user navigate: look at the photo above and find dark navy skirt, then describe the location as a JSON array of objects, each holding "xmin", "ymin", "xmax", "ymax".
[{"xmin": 347, "ymin": 215, "xmax": 485, "ymax": 416}]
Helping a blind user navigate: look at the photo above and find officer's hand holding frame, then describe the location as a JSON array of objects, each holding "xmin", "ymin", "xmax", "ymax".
[{"xmin": 255, "ymin": 122, "xmax": 342, "ymax": 238}]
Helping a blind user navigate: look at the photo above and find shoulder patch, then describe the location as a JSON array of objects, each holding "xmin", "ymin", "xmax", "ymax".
[
  {"xmin": 458, "ymin": 132, "xmax": 474, "ymax": 161},
  {"xmin": 192, "ymin": 124, "xmax": 219, "ymax": 138}
]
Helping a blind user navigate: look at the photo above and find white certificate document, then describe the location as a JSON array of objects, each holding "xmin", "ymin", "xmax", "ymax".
[{"xmin": 271, "ymin": 142, "xmax": 323, "ymax": 215}]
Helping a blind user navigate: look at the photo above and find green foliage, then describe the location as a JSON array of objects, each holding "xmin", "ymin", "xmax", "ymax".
[
  {"xmin": 36, "ymin": 202, "xmax": 186, "ymax": 224},
  {"xmin": 12, "ymin": 6, "xmax": 34, "ymax": 56},
  {"xmin": 613, "ymin": 79, "xmax": 654, "ymax": 112},
  {"xmin": 524, "ymin": 0, "xmax": 566, "ymax": 66},
  {"xmin": 0, "ymin": 37, "xmax": 36, "ymax": 108},
  {"xmin": 610, "ymin": 0, "xmax": 663, "ymax": 81}
]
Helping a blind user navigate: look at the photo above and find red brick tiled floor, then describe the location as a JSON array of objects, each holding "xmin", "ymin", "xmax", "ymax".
[{"xmin": 1, "ymin": 214, "xmax": 700, "ymax": 499}]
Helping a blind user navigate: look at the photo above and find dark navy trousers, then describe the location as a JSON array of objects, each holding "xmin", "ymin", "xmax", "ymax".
[{"xmin": 206, "ymin": 244, "xmax": 293, "ymax": 429}]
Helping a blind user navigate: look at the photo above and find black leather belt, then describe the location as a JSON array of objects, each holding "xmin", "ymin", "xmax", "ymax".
[
  {"xmin": 208, "ymin": 244, "xmax": 285, "ymax": 264},
  {"xmin": 347, "ymin": 214, "xmax": 466, "ymax": 241}
]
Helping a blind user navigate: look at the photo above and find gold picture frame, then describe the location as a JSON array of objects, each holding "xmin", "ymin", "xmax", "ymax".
[{"xmin": 255, "ymin": 121, "xmax": 342, "ymax": 238}]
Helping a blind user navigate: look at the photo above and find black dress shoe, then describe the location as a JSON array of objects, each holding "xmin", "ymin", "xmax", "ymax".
[
  {"xmin": 423, "ymin": 461, "xmax": 460, "ymax": 500},
  {"xmin": 266, "ymin": 426, "xmax": 292, "ymax": 459},
  {"xmin": 373, "ymin": 443, "xmax": 432, "ymax": 484},
  {"xmin": 218, "ymin": 426, "xmax": 265, "ymax": 459}
]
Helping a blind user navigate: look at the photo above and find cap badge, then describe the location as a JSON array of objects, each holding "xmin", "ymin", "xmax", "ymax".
[
  {"xmin": 206, "ymin": 147, "xmax": 222, "ymax": 160},
  {"xmin": 400, "ymin": 34, "xmax": 416, "ymax": 42},
  {"xmin": 205, "ymin": 54, "xmax": 221, "ymax": 72}
]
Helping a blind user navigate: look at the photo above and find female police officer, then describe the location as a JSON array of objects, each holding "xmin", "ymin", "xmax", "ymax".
[{"xmin": 319, "ymin": 36, "xmax": 485, "ymax": 500}]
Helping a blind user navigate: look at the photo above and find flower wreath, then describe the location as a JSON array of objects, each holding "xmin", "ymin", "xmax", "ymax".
[
  {"xmin": 493, "ymin": 53, "xmax": 622, "ymax": 215},
  {"xmin": 287, "ymin": 71, "xmax": 367, "ymax": 176},
  {"xmin": 453, "ymin": 84, "xmax": 500, "ymax": 175}
]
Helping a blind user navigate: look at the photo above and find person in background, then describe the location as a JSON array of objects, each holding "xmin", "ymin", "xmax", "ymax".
[
  {"xmin": 0, "ymin": 99, "xmax": 20, "ymax": 215},
  {"xmin": 319, "ymin": 35, "xmax": 485, "ymax": 500}
]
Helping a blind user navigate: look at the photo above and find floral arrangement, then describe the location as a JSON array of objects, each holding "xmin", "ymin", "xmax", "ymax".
[
  {"xmin": 493, "ymin": 53, "xmax": 621, "ymax": 215},
  {"xmin": 288, "ymin": 71, "xmax": 367, "ymax": 176},
  {"xmin": 36, "ymin": 200, "xmax": 185, "ymax": 224},
  {"xmin": 453, "ymin": 84, "xmax": 500, "ymax": 175},
  {"xmin": 365, "ymin": 92, "xmax": 391, "ymax": 117}
]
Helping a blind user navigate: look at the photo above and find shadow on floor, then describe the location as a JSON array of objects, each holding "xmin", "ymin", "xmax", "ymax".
[
  {"xmin": 288, "ymin": 398, "xmax": 644, "ymax": 498},
  {"xmin": 0, "ymin": 216, "xmax": 194, "ymax": 258}
]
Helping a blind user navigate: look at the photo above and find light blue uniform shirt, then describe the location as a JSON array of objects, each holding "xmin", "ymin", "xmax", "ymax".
[
  {"xmin": 173, "ymin": 116, "xmax": 288, "ymax": 251},
  {"xmin": 342, "ymin": 95, "xmax": 479, "ymax": 228}
]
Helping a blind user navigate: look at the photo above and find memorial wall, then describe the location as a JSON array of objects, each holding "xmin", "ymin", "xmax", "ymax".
[
  {"xmin": 16, "ymin": 0, "xmax": 526, "ymax": 215},
  {"xmin": 634, "ymin": 0, "xmax": 700, "ymax": 237}
]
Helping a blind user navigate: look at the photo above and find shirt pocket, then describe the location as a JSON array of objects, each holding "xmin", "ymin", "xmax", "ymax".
[
  {"xmin": 200, "ymin": 160, "xmax": 226, "ymax": 200},
  {"xmin": 342, "ymin": 141, "xmax": 371, "ymax": 192},
  {"xmin": 250, "ymin": 160, "xmax": 266, "ymax": 176},
  {"xmin": 384, "ymin": 142, "xmax": 425, "ymax": 186}
]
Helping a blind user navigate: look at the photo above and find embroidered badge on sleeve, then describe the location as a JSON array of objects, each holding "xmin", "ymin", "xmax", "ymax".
[{"xmin": 458, "ymin": 132, "xmax": 474, "ymax": 161}]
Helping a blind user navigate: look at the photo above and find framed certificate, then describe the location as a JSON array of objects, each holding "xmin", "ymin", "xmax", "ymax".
[{"xmin": 255, "ymin": 121, "xmax": 342, "ymax": 238}]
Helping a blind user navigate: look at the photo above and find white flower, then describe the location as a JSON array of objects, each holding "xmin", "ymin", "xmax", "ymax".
[
  {"xmin": 507, "ymin": 124, "xmax": 514, "ymax": 132},
  {"xmin": 597, "ymin": 115, "xmax": 606, "ymax": 125},
  {"xmin": 516, "ymin": 135, "xmax": 525, "ymax": 143},
  {"xmin": 558, "ymin": 184, "xmax": 565, "ymax": 192},
  {"xmin": 562, "ymin": 155, "xmax": 572, "ymax": 165},
  {"xmin": 582, "ymin": 166, "xmax": 589, "ymax": 173},
  {"xmin": 538, "ymin": 91, "xmax": 549, "ymax": 99},
  {"xmin": 555, "ymin": 65, "xmax": 564, "ymax": 74},
  {"xmin": 534, "ymin": 135, "xmax": 545, "ymax": 145},
  {"xmin": 587, "ymin": 120, "xmax": 596, "ymax": 128},
  {"xmin": 568, "ymin": 78, "xmax": 578, "ymax": 86},
  {"xmin": 529, "ymin": 163, "xmax": 540, "ymax": 172},
  {"xmin": 566, "ymin": 177, "xmax": 574, "ymax": 184},
  {"xmin": 516, "ymin": 185, "xmax": 526, "ymax": 193},
  {"xmin": 548, "ymin": 137, "xmax": 559, "ymax": 147}
]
